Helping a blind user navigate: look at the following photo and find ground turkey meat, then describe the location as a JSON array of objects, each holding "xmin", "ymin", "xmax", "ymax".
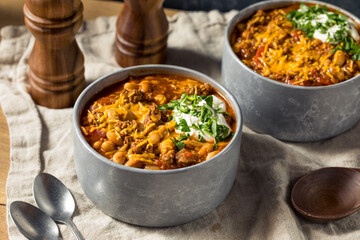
[
  {"xmin": 223, "ymin": 113, "xmax": 233, "ymax": 125},
  {"xmin": 160, "ymin": 149, "xmax": 175, "ymax": 166},
  {"xmin": 143, "ymin": 103, "xmax": 168, "ymax": 126},
  {"xmin": 130, "ymin": 139, "xmax": 146, "ymax": 154},
  {"xmin": 175, "ymin": 149, "xmax": 199, "ymax": 167},
  {"xmin": 115, "ymin": 136, "xmax": 132, "ymax": 152},
  {"xmin": 159, "ymin": 140, "xmax": 176, "ymax": 166},
  {"xmin": 116, "ymin": 120, "xmax": 137, "ymax": 131},
  {"xmin": 122, "ymin": 89, "xmax": 146, "ymax": 103},
  {"xmin": 123, "ymin": 136, "xmax": 132, "ymax": 146},
  {"xmin": 184, "ymin": 82, "xmax": 214, "ymax": 96},
  {"xmin": 87, "ymin": 110, "xmax": 104, "ymax": 125}
]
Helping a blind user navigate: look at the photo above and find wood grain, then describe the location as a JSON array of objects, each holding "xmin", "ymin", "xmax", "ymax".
[
  {"xmin": 0, "ymin": 106, "xmax": 10, "ymax": 237},
  {"xmin": 0, "ymin": 1, "xmax": 178, "ymax": 239},
  {"xmin": 24, "ymin": 0, "xmax": 85, "ymax": 108},
  {"xmin": 115, "ymin": 0, "xmax": 169, "ymax": 67},
  {"xmin": 291, "ymin": 167, "xmax": 360, "ymax": 222}
]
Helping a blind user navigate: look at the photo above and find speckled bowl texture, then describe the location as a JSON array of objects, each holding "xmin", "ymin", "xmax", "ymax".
[
  {"xmin": 221, "ymin": 0, "xmax": 360, "ymax": 142},
  {"xmin": 73, "ymin": 65, "xmax": 242, "ymax": 227}
]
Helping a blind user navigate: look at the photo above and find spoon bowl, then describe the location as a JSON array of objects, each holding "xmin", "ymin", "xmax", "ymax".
[
  {"xmin": 10, "ymin": 201, "xmax": 61, "ymax": 240},
  {"xmin": 291, "ymin": 167, "xmax": 360, "ymax": 222},
  {"xmin": 33, "ymin": 173, "xmax": 84, "ymax": 240}
]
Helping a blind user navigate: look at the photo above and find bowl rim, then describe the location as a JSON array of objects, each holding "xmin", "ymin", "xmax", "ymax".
[
  {"xmin": 73, "ymin": 64, "xmax": 243, "ymax": 175},
  {"xmin": 224, "ymin": 0, "xmax": 360, "ymax": 90}
]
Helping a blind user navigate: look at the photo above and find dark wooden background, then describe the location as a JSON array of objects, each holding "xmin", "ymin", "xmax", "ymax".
[
  {"xmin": 163, "ymin": 0, "xmax": 360, "ymax": 13},
  {"xmin": 113, "ymin": 0, "xmax": 360, "ymax": 16}
]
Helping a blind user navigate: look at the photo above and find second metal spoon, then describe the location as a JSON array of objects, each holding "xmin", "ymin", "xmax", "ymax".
[
  {"xmin": 10, "ymin": 201, "xmax": 61, "ymax": 240},
  {"xmin": 33, "ymin": 173, "xmax": 84, "ymax": 240}
]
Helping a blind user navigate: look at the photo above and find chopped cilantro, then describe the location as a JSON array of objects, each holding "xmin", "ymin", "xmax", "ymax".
[
  {"xmin": 200, "ymin": 105, "xmax": 213, "ymax": 122},
  {"xmin": 211, "ymin": 118, "xmax": 218, "ymax": 137},
  {"xmin": 176, "ymin": 119, "xmax": 190, "ymax": 132},
  {"xmin": 331, "ymin": 36, "xmax": 360, "ymax": 60},
  {"xmin": 157, "ymin": 104, "xmax": 167, "ymax": 112},
  {"xmin": 287, "ymin": 4, "xmax": 344, "ymax": 39},
  {"xmin": 204, "ymin": 95, "xmax": 213, "ymax": 108},
  {"xmin": 198, "ymin": 134, "xmax": 205, "ymax": 142},
  {"xmin": 215, "ymin": 108, "xmax": 223, "ymax": 114},
  {"xmin": 215, "ymin": 124, "xmax": 230, "ymax": 142},
  {"xmin": 179, "ymin": 104, "xmax": 190, "ymax": 114},
  {"xmin": 286, "ymin": 3, "xmax": 360, "ymax": 60},
  {"xmin": 191, "ymin": 123, "xmax": 200, "ymax": 130},
  {"xmin": 159, "ymin": 92, "xmax": 232, "ymax": 144},
  {"xmin": 179, "ymin": 134, "xmax": 189, "ymax": 141},
  {"xmin": 175, "ymin": 141, "xmax": 186, "ymax": 150},
  {"xmin": 170, "ymin": 137, "xmax": 186, "ymax": 151}
]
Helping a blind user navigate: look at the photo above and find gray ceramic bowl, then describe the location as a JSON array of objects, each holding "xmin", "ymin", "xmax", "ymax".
[
  {"xmin": 222, "ymin": 0, "xmax": 360, "ymax": 142},
  {"xmin": 73, "ymin": 65, "xmax": 242, "ymax": 227}
]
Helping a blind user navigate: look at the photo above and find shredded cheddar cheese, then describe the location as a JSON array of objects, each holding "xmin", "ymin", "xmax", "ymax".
[
  {"xmin": 231, "ymin": 3, "xmax": 360, "ymax": 86},
  {"xmin": 80, "ymin": 75, "xmax": 236, "ymax": 170}
]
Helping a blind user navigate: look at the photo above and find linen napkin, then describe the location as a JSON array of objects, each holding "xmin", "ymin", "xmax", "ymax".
[{"xmin": 1, "ymin": 10, "xmax": 360, "ymax": 240}]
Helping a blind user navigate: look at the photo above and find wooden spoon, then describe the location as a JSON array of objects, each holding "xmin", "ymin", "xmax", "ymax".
[{"xmin": 291, "ymin": 167, "xmax": 360, "ymax": 222}]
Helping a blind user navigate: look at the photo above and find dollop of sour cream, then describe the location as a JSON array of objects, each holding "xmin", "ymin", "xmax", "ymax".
[
  {"xmin": 172, "ymin": 95, "xmax": 230, "ymax": 141},
  {"xmin": 310, "ymin": 14, "xmax": 359, "ymax": 43}
]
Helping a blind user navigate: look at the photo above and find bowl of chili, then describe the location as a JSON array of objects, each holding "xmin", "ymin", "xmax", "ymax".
[
  {"xmin": 222, "ymin": 0, "xmax": 360, "ymax": 141},
  {"xmin": 73, "ymin": 64, "xmax": 242, "ymax": 227}
]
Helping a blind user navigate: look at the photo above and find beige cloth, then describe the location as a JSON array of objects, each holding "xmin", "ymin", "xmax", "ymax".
[{"xmin": 1, "ymin": 10, "xmax": 360, "ymax": 240}]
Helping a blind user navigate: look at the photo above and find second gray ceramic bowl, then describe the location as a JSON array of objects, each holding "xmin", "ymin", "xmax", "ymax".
[
  {"xmin": 222, "ymin": 0, "xmax": 360, "ymax": 142},
  {"xmin": 73, "ymin": 65, "xmax": 242, "ymax": 227}
]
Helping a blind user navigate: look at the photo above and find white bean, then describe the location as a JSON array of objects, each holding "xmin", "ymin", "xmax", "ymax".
[
  {"xmin": 106, "ymin": 131, "xmax": 122, "ymax": 145},
  {"xmin": 124, "ymin": 82, "xmax": 138, "ymax": 91},
  {"xmin": 148, "ymin": 132, "xmax": 161, "ymax": 144},
  {"xmin": 101, "ymin": 141, "xmax": 116, "ymax": 152},
  {"xmin": 206, "ymin": 151, "xmax": 220, "ymax": 160},
  {"xmin": 113, "ymin": 151, "xmax": 126, "ymax": 164}
]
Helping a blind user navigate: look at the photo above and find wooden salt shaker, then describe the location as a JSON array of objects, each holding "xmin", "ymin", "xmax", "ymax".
[
  {"xmin": 24, "ymin": 0, "xmax": 85, "ymax": 109},
  {"xmin": 115, "ymin": 0, "xmax": 169, "ymax": 67}
]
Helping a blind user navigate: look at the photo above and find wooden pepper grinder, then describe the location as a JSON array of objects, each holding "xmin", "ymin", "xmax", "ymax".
[
  {"xmin": 24, "ymin": 0, "xmax": 85, "ymax": 108},
  {"xmin": 115, "ymin": 0, "xmax": 169, "ymax": 67}
]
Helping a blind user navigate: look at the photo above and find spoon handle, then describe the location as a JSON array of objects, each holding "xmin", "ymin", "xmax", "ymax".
[{"xmin": 65, "ymin": 220, "xmax": 84, "ymax": 240}]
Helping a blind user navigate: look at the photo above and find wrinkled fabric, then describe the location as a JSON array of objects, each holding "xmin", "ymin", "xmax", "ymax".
[{"xmin": 1, "ymin": 11, "xmax": 359, "ymax": 240}]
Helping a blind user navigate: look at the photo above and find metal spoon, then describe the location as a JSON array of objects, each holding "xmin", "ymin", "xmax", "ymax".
[
  {"xmin": 33, "ymin": 173, "xmax": 84, "ymax": 240},
  {"xmin": 10, "ymin": 201, "xmax": 61, "ymax": 240},
  {"xmin": 291, "ymin": 167, "xmax": 360, "ymax": 222}
]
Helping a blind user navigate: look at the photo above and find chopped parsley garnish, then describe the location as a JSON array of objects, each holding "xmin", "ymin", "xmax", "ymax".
[{"xmin": 286, "ymin": 3, "xmax": 360, "ymax": 60}]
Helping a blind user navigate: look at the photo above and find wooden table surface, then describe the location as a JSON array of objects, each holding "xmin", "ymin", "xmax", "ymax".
[{"xmin": 0, "ymin": 1, "xmax": 177, "ymax": 238}]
